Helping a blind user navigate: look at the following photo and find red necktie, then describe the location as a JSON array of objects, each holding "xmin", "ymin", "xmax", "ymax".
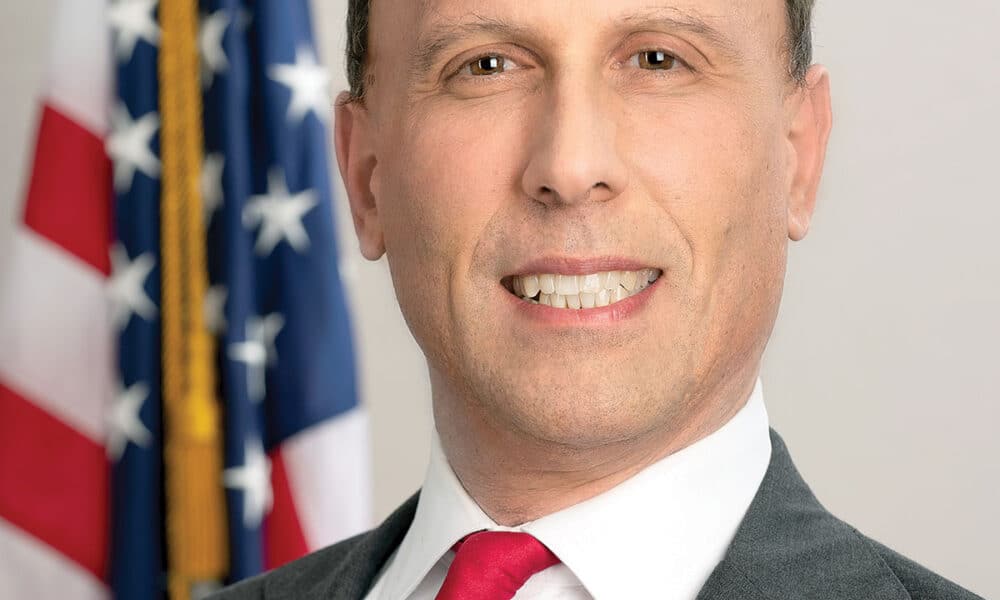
[{"xmin": 434, "ymin": 531, "xmax": 561, "ymax": 600}]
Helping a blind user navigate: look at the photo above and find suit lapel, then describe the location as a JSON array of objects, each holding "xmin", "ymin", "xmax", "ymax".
[
  {"xmin": 697, "ymin": 429, "xmax": 910, "ymax": 600},
  {"xmin": 328, "ymin": 492, "xmax": 420, "ymax": 600},
  {"xmin": 265, "ymin": 492, "xmax": 420, "ymax": 600}
]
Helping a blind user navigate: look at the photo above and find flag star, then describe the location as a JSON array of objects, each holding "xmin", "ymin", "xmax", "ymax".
[
  {"xmin": 228, "ymin": 313, "xmax": 284, "ymax": 403},
  {"xmin": 201, "ymin": 152, "xmax": 225, "ymax": 226},
  {"xmin": 107, "ymin": 103, "xmax": 160, "ymax": 193},
  {"xmin": 106, "ymin": 381, "xmax": 153, "ymax": 461},
  {"xmin": 199, "ymin": 9, "xmax": 231, "ymax": 87},
  {"xmin": 267, "ymin": 44, "xmax": 331, "ymax": 124},
  {"xmin": 203, "ymin": 285, "xmax": 228, "ymax": 334},
  {"xmin": 223, "ymin": 437, "xmax": 273, "ymax": 529},
  {"xmin": 108, "ymin": 244, "xmax": 158, "ymax": 330},
  {"xmin": 107, "ymin": 0, "xmax": 160, "ymax": 61},
  {"xmin": 243, "ymin": 169, "xmax": 318, "ymax": 255}
]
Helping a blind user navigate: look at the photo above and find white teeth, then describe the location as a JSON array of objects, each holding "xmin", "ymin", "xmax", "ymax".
[
  {"xmin": 579, "ymin": 273, "xmax": 602, "ymax": 294},
  {"xmin": 539, "ymin": 274, "xmax": 556, "ymax": 295},
  {"xmin": 555, "ymin": 274, "xmax": 579, "ymax": 296},
  {"xmin": 511, "ymin": 269, "xmax": 661, "ymax": 310},
  {"xmin": 523, "ymin": 275, "xmax": 540, "ymax": 298},
  {"xmin": 621, "ymin": 270, "xmax": 638, "ymax": 291},
  {"xmin": 595, "ymin": 289, "xmax": 611, "ymax": 307}
]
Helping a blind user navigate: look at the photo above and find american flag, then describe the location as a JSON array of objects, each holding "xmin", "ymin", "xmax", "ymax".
[{"xmin": 0, "ymin": 0, "xmax": 372, "ymax": 597}]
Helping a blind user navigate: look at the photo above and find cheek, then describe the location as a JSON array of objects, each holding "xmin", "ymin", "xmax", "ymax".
[
  {"xmin": 383, "ymin": 105, "xmax": 517, "ymax": 253},
  {"xmin": 627, "ymin": 97, "xmax": 785, "ymax": 271},
  {"xmin": 375, "ymin": 101, "xmax": 526, "ymax": 353},
  {"xmin": 625, "ymin": 97, "xmax": 788, "ymax": 357}
]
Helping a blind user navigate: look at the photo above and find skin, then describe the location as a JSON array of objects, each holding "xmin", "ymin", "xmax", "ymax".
[{"xmin": 335, "ymin": 0, "xmax": 832, "ymax": 525}]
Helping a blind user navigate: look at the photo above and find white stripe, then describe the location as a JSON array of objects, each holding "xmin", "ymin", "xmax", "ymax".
[
  {"xmin": 0, "ymin": 229, "xmax": 114, "ymax": 443},
  {"xmin": 282, "ymin": 409, "xmax": 374, "ymax": 548},
  {"xmin": 44, "ymin": 0, "xmax": 112, "ymax": 136},
  {"xmin": 0, "ymin": 518, "xmax": 108, "ymax": 600}
]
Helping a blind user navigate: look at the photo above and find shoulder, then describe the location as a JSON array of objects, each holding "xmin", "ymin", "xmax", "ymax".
[
  {"xmin": 207, "ymin": 492, "xmax": 421, "ymax": 600},
  {"xmin": 854, "ymin": 531, "xmax": 985, "ymax": 600},
  {"xmin": 707, "ymin": 430, "xmax": 984, "ymax": 600},
  {"xmin": 207, "ymin": 532, "xmax": 369, "ymax": 600}
]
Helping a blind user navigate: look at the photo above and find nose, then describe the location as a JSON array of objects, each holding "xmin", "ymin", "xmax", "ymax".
[{"xmin": 521, "ymin": 77, "xmax": 629, "ymax": 207}]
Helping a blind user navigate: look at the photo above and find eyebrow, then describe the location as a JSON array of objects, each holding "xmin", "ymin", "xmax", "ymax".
[
  {"xmin": 413, "ymin": 13, "xmax": 531, "ymax": 78},
  {"xmin": 620, "ymin": 6, "xmax": 741, "ymax": 64},
  {"xmin": 411, "ymin": 6, "xmax": 740, "ymax": 78}
]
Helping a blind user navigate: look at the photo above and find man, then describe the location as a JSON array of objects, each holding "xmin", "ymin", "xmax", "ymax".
[{"xmin": 214, "ymin": 0, "xmax": 982, "ymax": 598}]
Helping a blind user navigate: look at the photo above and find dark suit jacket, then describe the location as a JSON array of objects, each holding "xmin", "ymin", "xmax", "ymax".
[{"xmin": 211, "ymin": 429, "xmax": 983, "ymax": 599}]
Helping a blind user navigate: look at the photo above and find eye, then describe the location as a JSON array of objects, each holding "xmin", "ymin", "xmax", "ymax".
[
  {"xmin": 462, "ymin": 54, "xmax": 514, "ymax": 77},
  {"xmin": 631, "ymin": 50, "xmax": 680, "ymax": 71}
]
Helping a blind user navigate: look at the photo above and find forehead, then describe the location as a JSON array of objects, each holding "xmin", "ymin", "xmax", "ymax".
[{"xmin": 370, "ymin": 0, "xmax": 785, "ymax": 50}]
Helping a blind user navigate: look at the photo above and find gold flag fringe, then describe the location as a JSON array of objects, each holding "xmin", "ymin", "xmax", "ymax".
[{"xmin": 158, "ymin": 0, "xmax": 229, "ymax": 597}]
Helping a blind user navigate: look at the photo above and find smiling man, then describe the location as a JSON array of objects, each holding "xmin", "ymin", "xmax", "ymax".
[{"xmin": 213, "ymin": 1, "xmax": 981, "ymax": 599}]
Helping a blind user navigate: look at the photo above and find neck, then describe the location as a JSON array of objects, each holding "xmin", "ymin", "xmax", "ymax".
[{"xmin": 431, "ymin": 370, "xmax": 759, "ymax": 526}]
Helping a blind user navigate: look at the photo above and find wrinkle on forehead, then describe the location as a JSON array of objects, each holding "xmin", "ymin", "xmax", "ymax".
[{"xmin": 367, "ymin": 0, "xmax": 790, "ymax": 111}]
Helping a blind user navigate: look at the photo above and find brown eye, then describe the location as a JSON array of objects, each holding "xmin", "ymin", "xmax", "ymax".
[
  {"xmin": 468, "ymin": 55, "xmax": 506, "ymax": 76},
  {"xmin": 636, "ymin": 50, "xmax": 677, "ymax": 70}
]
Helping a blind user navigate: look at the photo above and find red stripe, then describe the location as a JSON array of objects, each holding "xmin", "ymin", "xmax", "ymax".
[
  {"xmin": 264, "ymin": 449, "xmax": 310, "ymax": 570},
  {"xmin": 0, "ymin": 379, "xmax": 109, "ymax": 581},
  {"xmin": 22, "ymin": 104, "xmax": 113, "ymax": 276}
]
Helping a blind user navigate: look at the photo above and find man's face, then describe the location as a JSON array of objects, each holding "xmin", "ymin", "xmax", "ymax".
[{"xmin": 337, "ymin": 0, "xmax": 830, "ymax": 447}]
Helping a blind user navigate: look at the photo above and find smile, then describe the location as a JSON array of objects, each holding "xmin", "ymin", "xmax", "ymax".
[{"xmin": 503, "ymin": 269, "xmax": 662, "ymax": 309}]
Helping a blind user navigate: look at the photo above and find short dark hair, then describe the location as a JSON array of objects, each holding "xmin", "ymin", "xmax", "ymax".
[{"xmin": 345, "ymin": 1, "xmax": 816, "ymax": 102}]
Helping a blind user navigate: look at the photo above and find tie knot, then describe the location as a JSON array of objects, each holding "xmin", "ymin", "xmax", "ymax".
[{"xmin": 435, "ymin": 531, "xmax": 561, "ymax": 600}]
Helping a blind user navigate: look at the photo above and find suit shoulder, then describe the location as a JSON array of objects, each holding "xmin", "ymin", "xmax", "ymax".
[
  {"xmin": 206, "ymin": 532, "xmax": 368, "ymax": 600},
  {"xmin": 854, "ymin": 532, "xmax": 984, "ymax": 600}
]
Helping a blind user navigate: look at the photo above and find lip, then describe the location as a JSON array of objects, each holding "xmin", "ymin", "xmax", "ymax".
[
  {"xmin": 501, "ymin": 277, "xmax": 660, "ymax": 326},
  {"xmin": 505, "ymin": 256, "xmax": 658, "ymax": 278},
  {"xmin": 500, "ymin": 256, "xmax": 662, "ymax": 327}
]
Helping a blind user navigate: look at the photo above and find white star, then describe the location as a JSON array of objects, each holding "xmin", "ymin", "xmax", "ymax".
[
  {"xmin": 106, "ymin": 381, "xmax": 153, "ymax": 461},
  {"xmin": 200, "ymin": 10, "xmax": 231, "ymax": 87},
  {"xmin": 107, "ymin": 0, "xmax": 160, "ymax": 61},
  {"xmin": 107, "ymin": 103, "xmax": 160, "ymax": 192},
  {"xmin": 267, "ymin": 44, "xmax": 331, "ymax": 124},
  {"xmin": 243, "ymin": 169, "xmax": 318, "ymax": 255},
  {"xmin": 223, "ymin": 437, "xmax": 273, "ymax": 529},
  {"xmin": 108, "ymin": 244, "xmax": 158, "ymax": 330},
  {"xmin": 203, "ymin": 285, "xmax": 228, "ymax": 335},
  {"xmin": 227, "ymin": 313, "xmax": 284, "ymax": 403},
  {"xmin": 201, "ymin": 152, "xmax": 225, "ymax": 226}
]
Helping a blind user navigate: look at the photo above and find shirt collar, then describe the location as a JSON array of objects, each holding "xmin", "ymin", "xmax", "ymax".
[{"xmin": 379, "ymin": 377, "xmax": 772, "ymax": 600}]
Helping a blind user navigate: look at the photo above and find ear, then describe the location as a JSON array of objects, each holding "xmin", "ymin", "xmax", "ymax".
[
  {"xmin": 335, "ymin": 91, "xmax": 385, "ymax": 260},
  {"xmin": 785, "ymin": 65, "xmax": 833, "ymax": 242}
]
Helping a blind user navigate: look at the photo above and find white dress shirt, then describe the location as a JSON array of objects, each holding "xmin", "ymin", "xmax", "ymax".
[{"xmin": 365, "ymin": 377, "xmax": 772, "ymax": 600}]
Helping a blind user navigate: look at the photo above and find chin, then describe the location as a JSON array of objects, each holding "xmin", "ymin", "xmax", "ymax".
[{"xmin": 482, "ymin": 371, "xmax": 678, "ymax": 451}]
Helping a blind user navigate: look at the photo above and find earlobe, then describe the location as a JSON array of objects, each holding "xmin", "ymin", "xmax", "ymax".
[
  {"xmin": 786, "ymin": 65, "xmax": 833, "ymax": 242},
  {"xmin": 334, "ymin": 91, "xmax": 386, "ymax": 260}
]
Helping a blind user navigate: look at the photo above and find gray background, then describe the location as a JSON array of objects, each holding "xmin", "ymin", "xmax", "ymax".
[{"xmin": 1, "ymin": 1, "xmax": 996, "ymax": 597}]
